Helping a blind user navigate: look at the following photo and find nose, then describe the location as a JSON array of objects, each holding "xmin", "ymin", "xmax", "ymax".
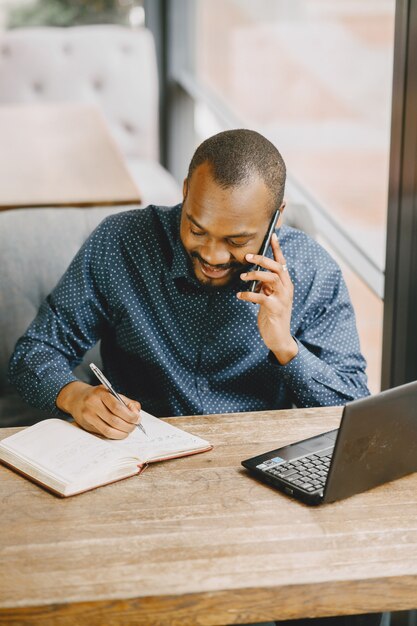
[{"xmin": 200, "ymin": 240, "xmax": 231, "ymax": 267}]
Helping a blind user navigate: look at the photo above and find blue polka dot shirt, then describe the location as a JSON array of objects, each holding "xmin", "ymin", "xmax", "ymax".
[{"xmin": 9, "ymin": 204, "xmax": 369, "ymax": 418}]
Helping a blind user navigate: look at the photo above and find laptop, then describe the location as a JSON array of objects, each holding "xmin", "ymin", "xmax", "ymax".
[{"xmin": 241, "ymin": 380, "xmax": 417, "ymax": 505}]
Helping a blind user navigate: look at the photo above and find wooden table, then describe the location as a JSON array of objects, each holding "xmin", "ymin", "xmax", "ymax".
[
  {"xmin": 0, "ymin": 103, "xmax": 141, "ymax": 209},
  {"xmin": 1, "ymin": 407, "xmax": 417, "ymax": 625}
]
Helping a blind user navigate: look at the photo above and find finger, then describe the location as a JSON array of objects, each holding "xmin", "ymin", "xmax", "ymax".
[
  {"xmin": 240, "ymin": 270, "xmax": 283, "ymax": 291},
  {"xmin": 100, "ymin": 396, "xmax": 138, "ymax": 433},
  {"xmin": 245, "ymin": 254, "xmax": 289, "ymax": 289},
  {"xmin": 119, "ymin": 395, "xmax": 142, "ymax": 418},
  {"xmin": 122, "ymin": 400, "xmax": 143, "ymax": 429},
  {"xmin": 246, "ymin": 251, "xmax": 284, "ymax": 275},
  {"xmin": 100, "ymin": 390, "xmax": 139, "ymax": 424},
  {"xmin": 241, "ymin": 270, "xmax": 277, "ymax": 285},
  {"xmin": 236, "ymin": 290, "xmax": 271, "ymax": 306},
  {"xmin": 83, "ymin": 415, "xmax": 131, "ymax": 440},
  {"xmin": 271, "ymin": 233, "xmax": 286, "ymax": 265},
  {"xmin": 271, "ymin": 234, "xmax": 292, "ymax": 286},
  {"xmin": 127, "ymin": 403, "xmax": 143, "ymax": 427},
  {"xmin": 98, "ymin": 408, "xmax": 137, "ymax": 435},
  {"xmin": 271, "ymin": 232, "xmax": 283, "ymax": 262}
]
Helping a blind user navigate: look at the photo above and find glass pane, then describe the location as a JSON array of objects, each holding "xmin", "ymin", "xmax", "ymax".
[
  {"xmin": 195, "ymin": 0, "xmax": 394, "ymax": 272},
  {"xmin": 192, "ymin": 0, "xmax": 395, "ymax": 391},
  {"xmin": 317, "ymin": 237, "xmax": 383, "ymax": 394},
  {"xmin": 0, "ymin": 0, "xmax": 144, "ymax": 29}
]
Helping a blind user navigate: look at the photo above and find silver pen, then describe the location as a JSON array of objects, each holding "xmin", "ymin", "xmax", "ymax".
[{"xmin": 89, "ymin": 362, "xmax": 147, "ymax": 436}]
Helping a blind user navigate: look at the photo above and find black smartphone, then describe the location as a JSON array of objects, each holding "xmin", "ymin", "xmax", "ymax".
[{"xmin": 247, "ymin": 208, "xmax": 281, "ymax": 292}]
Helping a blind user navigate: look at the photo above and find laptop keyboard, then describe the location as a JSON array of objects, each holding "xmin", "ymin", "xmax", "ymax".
[{"xmin": 262, "ymin": 448, "xmax": 333, "ymax": 492}]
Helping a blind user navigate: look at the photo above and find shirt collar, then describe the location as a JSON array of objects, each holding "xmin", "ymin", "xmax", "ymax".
[
  {"xmin": 170, "ymin": 235, "xmax": 194, "ymax": 281},
  {"xmin": 168, "ymin": 205, "xmax": 198, "ymax": 284}
]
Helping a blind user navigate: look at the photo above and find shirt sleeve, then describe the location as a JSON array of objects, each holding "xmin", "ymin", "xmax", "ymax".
[
  {"xmin": 270, "ymin": 263, "xmax": 370, "ymax": 407},
  {"xmin": 8, "ymin": 219, "xmax": 113, "ymax": 416}
]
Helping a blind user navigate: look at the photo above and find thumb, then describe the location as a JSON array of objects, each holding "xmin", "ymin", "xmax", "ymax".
[
  {"xmin": 119, "ymin": 394, "xmax": 141, "ymax": 415},
  {"xmin": 128, "ymin": 401, "xmax": 141, "ymax": 415}
]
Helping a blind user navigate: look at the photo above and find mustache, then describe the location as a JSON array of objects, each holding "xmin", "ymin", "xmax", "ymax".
[{"xmin": 190, "ymin": 252, "xmax": 242, "ymax": 271}]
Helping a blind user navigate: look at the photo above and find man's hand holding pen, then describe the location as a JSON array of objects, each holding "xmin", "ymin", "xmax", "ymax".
[
  {"xmin": 56, "ymin": 380, "xmax": 143, "ymax": 440},
  {"xmin": 236, "ymin": 232, "xmax": 298, "ymax": 366}
]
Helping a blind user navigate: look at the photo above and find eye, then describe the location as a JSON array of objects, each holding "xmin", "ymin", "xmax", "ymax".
[
  {"xmin": 190, "ymin": 227, "xmax": 205, "ymax": 237},
  {"xmin": 227, "ymin": 239, "xmax": 251, "ymax": 248}
]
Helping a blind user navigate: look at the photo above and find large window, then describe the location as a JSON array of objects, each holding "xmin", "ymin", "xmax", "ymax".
[{"xmin": 167, "ymin": 0, "xmax": 396, "ymax": 393}]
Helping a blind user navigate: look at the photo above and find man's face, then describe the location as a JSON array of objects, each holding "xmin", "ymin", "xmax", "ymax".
[{"xmin": 180, "ymin": 162, "xmax": 281, "ymax": 288}]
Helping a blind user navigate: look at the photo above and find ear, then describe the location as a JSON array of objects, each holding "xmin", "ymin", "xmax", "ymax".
[
  {"xmin": 182, "ymin": 178, "xmax": 188, "ymax": 201},
  {"xmin": 278, "ymin": 201, "xmax": 286, "ymax": 227}
]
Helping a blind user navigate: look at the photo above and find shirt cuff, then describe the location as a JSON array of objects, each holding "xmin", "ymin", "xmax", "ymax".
[
  {"xmin": 44, "ymin": 371, "xmax": 79, "ymax": 418},
  {"xmin": 268, "ymin": 337, "xmax": 319, "ymax": 387},
  {"xmin": 267, "ymin": 338, "xmax": 360, "ymax": 406}
]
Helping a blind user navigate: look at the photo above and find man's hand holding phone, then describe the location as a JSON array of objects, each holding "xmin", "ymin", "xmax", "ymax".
[{"xmin": 237, "ymin": 231, "xmax": 298, "ymax": 366}]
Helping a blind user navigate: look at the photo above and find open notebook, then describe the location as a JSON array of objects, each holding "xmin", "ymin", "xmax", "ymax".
[{"xmin": 0, "ymin": 411, "xmax": 212, "ymax": 497}]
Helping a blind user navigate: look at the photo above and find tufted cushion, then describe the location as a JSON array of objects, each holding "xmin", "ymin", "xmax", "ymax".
[{"xmin": 0, "ymin": 25, "xmax": 159, "ymax": 160}]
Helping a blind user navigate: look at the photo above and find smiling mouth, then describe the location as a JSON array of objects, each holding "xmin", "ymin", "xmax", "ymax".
[{"xmin": 197, "ymin": 258, "xmax": 233, "ymax": 279}]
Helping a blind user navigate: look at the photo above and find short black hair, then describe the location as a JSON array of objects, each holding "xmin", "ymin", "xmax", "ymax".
[{"xmin": 187, "ymin": 129, "xmax": 286, "ymax": 212}]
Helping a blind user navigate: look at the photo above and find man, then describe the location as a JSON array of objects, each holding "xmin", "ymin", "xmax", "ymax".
[
  {"xmin": 9, "ymin": 130, "xmax": 379, "ymax": 626},
  {"xmin": 9, "ymin": 129, "xmax": 369, "ymax": 438}
]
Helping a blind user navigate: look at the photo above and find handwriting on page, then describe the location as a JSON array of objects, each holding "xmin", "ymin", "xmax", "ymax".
[
  {"xmin": 44, "ymin": 438, "xmax": 125, "ymax": 481},
  {"xmin": 108, "ymin": 411, "xmax": 207, "ymax": 462}
]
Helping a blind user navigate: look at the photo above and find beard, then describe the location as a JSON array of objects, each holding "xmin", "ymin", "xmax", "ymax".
[{"xmin": 189, "ymin": 251, "xmax": 248, "ymax": 291}]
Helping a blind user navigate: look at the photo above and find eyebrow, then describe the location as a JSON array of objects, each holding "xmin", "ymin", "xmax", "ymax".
[{"xmin": 186, "ymin": 213, "xmax": 256, "ymax": 239}]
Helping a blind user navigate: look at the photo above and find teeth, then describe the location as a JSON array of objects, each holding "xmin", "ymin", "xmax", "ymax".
[
  {"xmin": 202, "ymin": 263, "xmax": 227, "ymax": 272},
  {"xmin": 204, "ymin": 266, "xmax": 226, "ymax": 274}
]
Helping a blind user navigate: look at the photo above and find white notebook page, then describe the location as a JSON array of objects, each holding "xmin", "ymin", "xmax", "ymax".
[
  {"xmin": 109, "ymin": 411, "xmax": 211, "ymax": 462},
  {"xmin": 0, "ymin": 420, "xmax": 129, "ymax": 483}
]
